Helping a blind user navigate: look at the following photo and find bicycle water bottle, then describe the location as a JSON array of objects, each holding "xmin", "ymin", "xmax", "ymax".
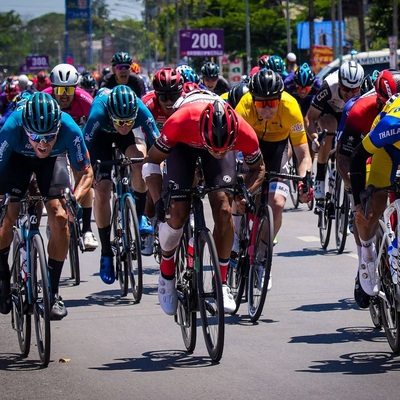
[
  {"xmin": 187, "ymin": 237, "xmax": 194, "ymax": 268},
  {"xmin": 388, "ymin": 237, "xmax": 398, "ymax": 284},
  {"xmin": 20, "ymin": 242, "xmax": 28, "ymax": 282}
]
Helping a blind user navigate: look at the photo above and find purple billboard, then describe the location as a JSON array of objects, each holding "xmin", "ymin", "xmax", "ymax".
[
  {"xmin": 180, "ymin": 29, "xmax": 224, "ymax": 57},
  {"xmin": 25, "ymin": 55, "xmax": 50, "ymax": 71}
]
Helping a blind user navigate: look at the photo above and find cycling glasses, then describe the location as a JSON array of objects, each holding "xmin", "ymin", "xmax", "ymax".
[
  {"xmin": 297, "ymin": 85, "xmax": 312, "ymax": 93},
  {"xmin": 53, "ymin": 86, "xmax": 75, "ymax": 96},
  {"xmin": 24, "ymin": 127, "xmax": 59, "ymax": 143},
  {"xmin": 156, "ymin": 92, "xmax": 182, "ymax": 103},
  {"xmin": 253, "ymin": 98, "xmax": 280, "ymax": 108},
  {"xmin": 341, "ymin": 85, "xmax": 359, "ymax": 94},
  {"xmin": 203, "ymin": 76, "xmax": 218, "ymax": 82},
  {"xmin": 115, "ymin": 64, "xmax": 131, "ymax": 71},
  {"xmin": 112, "ymin": 118, "xmax": 135, "ymax": 127}
]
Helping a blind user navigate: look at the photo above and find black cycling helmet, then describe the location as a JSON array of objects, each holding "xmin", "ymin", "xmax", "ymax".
[
  {"xmin": 360, "ymin": 74, "xmax": 374, "ymax": 95},
  {"xmin": 80, "ymin": 74, "xmax": 97, "ymax": 90},
  {"xmin": 22, "ymin": 92, "xmax": 61, "ymax": 134},
  {"xmin": 201, "ymin": 62, "xmax": 220, "ymax": 78},
  {"xmin": 199, "ymin": 100, "xmax": 239, "ymax": 152},
  {"xmin": 111, "ymin": 51, "xmax": 133, "ymax": 66},
  {"xmin": 108, "ymin": 85, "xmax": 138, "ymax": 120},
  {"xmin": 294, "ymin": 63, "xmax": 315, "ymax": 87},
  {"xmin": 249, "ymin": 69, "xmax": 284, "ymax": 99},
  {"xmin": 102, "ymin": 67, "xmax": 111, "ymax": 76},
  {"xmin": 227, "ymin": 83, "xmax": 249, "ymax": 108}
]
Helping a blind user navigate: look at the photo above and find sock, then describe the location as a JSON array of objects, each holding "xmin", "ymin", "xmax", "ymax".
[
  {"xmin": 48, "ymin": 258, "xmax": 64, "ymax": 295},
  {"xmin": 82, "ymin": 207, "xmax": 93, "ymax": 233},
  {"xmin": 0, "ymin": 247, "xmax": 10, "ymax": 280},
  {"xmin": 160, "ymin": 254, "xmax": 175, "ymax": 279},
  {"xmin": 134, "ymin": 191, "xmax": 147, "ymax": 217},
  {"xmin": 219, "ymin": 258, "xmax": 229, "ymax": 284},
  {"xmin": 315, "ymin": 162, "xmax": 326, "ymax": 181},
  {"xmin": 360, "ymin": 236, "xmax": 376, "ymax": 262},
  {"xmin": 98, "ymin": 225, "xmax": 113, "ymax": 256}
]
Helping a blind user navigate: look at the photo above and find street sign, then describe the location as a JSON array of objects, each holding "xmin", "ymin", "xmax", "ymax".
[
  {"xmin": 25, "ymin": 55, "xmax": 50, "ymax": 71},
  {"xmin": 179, "ymin": 29, "xmax": 224, "ymax": 57}
]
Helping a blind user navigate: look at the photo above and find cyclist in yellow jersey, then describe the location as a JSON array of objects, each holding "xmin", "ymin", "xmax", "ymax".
[{"xmin": 235, "ymin": 69, "xmax": 313, "ymax": 238}]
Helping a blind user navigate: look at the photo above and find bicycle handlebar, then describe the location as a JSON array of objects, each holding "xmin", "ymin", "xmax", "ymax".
[{"xmin": 93, "ymin": 157, "xmax": 144, "ymax": 182}]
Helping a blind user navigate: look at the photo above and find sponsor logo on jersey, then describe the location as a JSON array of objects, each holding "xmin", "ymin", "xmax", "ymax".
[
  {"xmin": 291, "ymin": 122, "xmax": 303, "ymax": 132},
  {"xmin": 378, "ymin": 127, "xmax": 400, "ymax": 139}
]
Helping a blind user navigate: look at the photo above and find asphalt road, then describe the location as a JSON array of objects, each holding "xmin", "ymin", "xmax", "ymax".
[{"xmin": 1, "ymin": 200, "xmax": 400, "ymax": 400}]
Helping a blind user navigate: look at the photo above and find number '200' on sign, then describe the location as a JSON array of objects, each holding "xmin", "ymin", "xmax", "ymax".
[{"xmin": 179, "ymin": 29, "xmax": 224, "ymax": 56}]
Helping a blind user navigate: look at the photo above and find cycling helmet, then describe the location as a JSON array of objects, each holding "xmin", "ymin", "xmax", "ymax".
[
  {"xmin": 339, "ymin": 60, "xmax": 364, "ymax": 88},
  {"xmin": 108, "ymin": 85, "xmax": 138, "ymax": 120},
  {"xmin": 201, "ymin": 62, "xmax": 220, "ymax": 78},
  {"xmin": 374, "ymin": 69, "xmax": 400, "ymax": 103},
  {"xmin": 182, "ymin": 82, "xmax": 200, "ymax": 93},
  {"xmin": 80, "ymin": 74, "xmax": 97, "ymax": 90},
  {"xmin": 50, "ymin": 64, "xmax": 79, "ymax": 86},
  {"xmin": 360, "ymin": 74, "xmax": 374, "ymax": 95},
  {"xmin": 267, "ymin": 55, "xmax": 286, "ymax": 74},
  {"xmin": 199, "ymin": 100, "xmax": 239, "ymax": 152},
  {"xmin": 102, "ymin": 67, "xmax": 111, "ymax": 76},
  {"xmin": 180, "ymin": 68, "xmax": 200, "ymax": 84},
  {"xmin": 294, "ymin": 63, "xmax": 315, "ymax": 87},
  {"xmin": 153, "ymin": 67, "xmax": 183, "ymax": 93},
  {"xmin": 286, "ymin": 52, "xmax": 297, "ymax": 62},
  {"xmin": 111, "ymin": 51, "xmax": 133, "ymax": 66},
  {"xmin": 22, "ymin": 92, "xmax": 61, "ymax": 134},
  {"xmin": 130, "ymin": 62, "xmax": 141, "ymax": 74},
  {"xmin": 249, "ymin": 69, "xmax": 284, "ymax": 99},
  {"xmin": 37, "ymin": 71, "xmax": 47, "ymax": 82},
  {"xmin": 258, "ymin": 55, "xmax": 269, "ymax": 68},
  {"xmin": 371, "ymin": 69, "xmax": 380, "ymax": 83},
  {"xmin": 176, "ymin": 64, "xmax": 193, "ymax": 74},
  {"xmin": 227, "ymin": 83, "xmax": 249, "ymax": 108}
]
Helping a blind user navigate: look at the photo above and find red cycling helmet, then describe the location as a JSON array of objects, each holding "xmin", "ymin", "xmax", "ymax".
[
  {"xmin": 153, "ymin": 67, "xmax": 183, "ymax": 93},
  {"xmin": 374, "ymin": 69, "xmax": 400, "ymax": 103},
  {"xmin": 182, "ymin": 81, "xmax": 200, "ymax": 93},
  {"xmin": 199, "ymin": 100, "xmax": 239, "ymax": 153}
]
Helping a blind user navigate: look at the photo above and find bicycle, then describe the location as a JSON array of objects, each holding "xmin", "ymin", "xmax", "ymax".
[
  {"xmin": 227, "ymin": 170, "xmax": 303, "ymax": 322},
  {"xmin": 361, "ymin": 182, "xmax": 400, "ymax": 353},
  {"xmin": 0, "ymin": 191, "xmax": 70, "ymax": 367},
  {"xmin": 94, "ymin": 144, "xmax": 144, "ymax": 302},
  {"xmin": 165, "ymin": 179, "xmax": 228, "ymax": 363}
]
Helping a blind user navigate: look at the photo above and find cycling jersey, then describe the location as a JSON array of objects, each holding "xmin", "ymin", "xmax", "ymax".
[
  {"xmin": 100, "ymin": 73, "xmax": 146, "ymax": 98},
  {"xmin": 234, "ymin": 91, "xmax": 307, "ymax": 146}
]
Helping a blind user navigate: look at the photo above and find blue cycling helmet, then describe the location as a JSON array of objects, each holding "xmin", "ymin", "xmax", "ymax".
[
  {"xmin": 294, "ymin": 63, "xmax": 315, "ymax": 87},
  {"xmin": 201, "ymin": 62, "xmax": 220, "ymax": 78},
  {"xmin": 371, "ymin": 69, "xmax": 380, "ymax": 83},
  {"xmin": 180, "ymin": 68, "xmax": 200, "ymax": 84},
  {"xmin": 267, "ymin": 55, "xmax": 286, "ymax": 74},
  {"xmin": 108, "ymin": 85, "xmax": 138, "ymax": 120},
  {"xmin": 22, "ymin": 92, "xmax": 61, "ymax": 134}
]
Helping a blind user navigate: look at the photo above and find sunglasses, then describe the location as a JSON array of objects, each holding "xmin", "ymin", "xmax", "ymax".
[
  {"xmin": 156, "ymin": 92, "xmax": 182, "ymax": 103},
  {"xmin": 204, "ymin": 77, "xmax": 218, "ymax": 82},
  {"xmin": 115, "ymin": 64, "xmax": 131, "ymax": 71},
  {"xmin": 112, "ymin": 118, "xmax": 135, "ymax": 127},
  {"xmin": 253, "ymin": 98, "xmax": 280, "ymax": 108},
  {"xmin": 24, "ymin": 127, "xmax": 58, "ymax": 143},
  {"xmin": 53, "ymin": 86, "xmax": 75, "ymax": 96},
  {"xmin": 341, "ymin": 85, "xmax": 359, "ymax": 94},
  {"xmin": 297, "ymin": 85, "xmax": 312, "ymax": 93}
]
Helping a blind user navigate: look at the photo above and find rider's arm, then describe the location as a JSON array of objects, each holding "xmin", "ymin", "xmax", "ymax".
[
  {"xmin": 72, "ymin": 165, "xmax": 93, "ymax": 204},
  {"xmin": 304, "ymin": 105, "xmax": 321, "ymax": 142},
  {"xmin": 293, "ymin": 142, "xmax": 312, "ymax": 177},
  {"xmin": 142, "ymin": 146, "xmax": 167, "ymax": 204},
  {"xmin": 244, "ymin": 157, "xmax": 265, "ymax": 193}
]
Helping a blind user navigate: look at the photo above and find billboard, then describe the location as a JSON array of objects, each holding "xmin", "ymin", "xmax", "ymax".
[
  {"xmin": 25, "ymin": 55, "xmax": 50, "ymax": 72},
  {"xmin": 297, "ymin": 21, "xmax": 346, "ymax": 50},
  {"xmin": 179, "ymin": 29, "xmax": 224, "ymax": 57}
]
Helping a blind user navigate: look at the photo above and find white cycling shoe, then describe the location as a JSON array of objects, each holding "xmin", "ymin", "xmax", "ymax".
[{"xmin": 158, "ymin": 276, "xmax": 178, "ymax": 315}]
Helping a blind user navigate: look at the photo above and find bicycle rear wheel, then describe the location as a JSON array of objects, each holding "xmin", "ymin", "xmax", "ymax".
[
  {"xmin": 197, "ymin": 229, "xmax": 224, "ymax": 363},
  {"xmin": 377, "ymin": 220, "xmax": 400, "ymax": 353},
  {"xmin": 334, "ymin": 173, "xmax": 349, "ymax": 254},
  {"xmin": 248, "ymin": 206, "xmax": 273, "ymax": 322},
  {"xmin": 11, "ymin": 230, "xmax": 31, "ymax": 357},
  {"xmin": 123, "ymin": 196, "xmax": 143, "ymax": 302},
  {"xmin": 174, "ymin": 227, "xmax": 196, "ymax": 352},
  {"xmin": 31, "ymin": 234, "xmax": 51, "ymax": 367},
  {"xmin": 288, "ymin": 160, "xmax": 300, "ymax": 209},
  {"xmin": 68, "ymin": 220, "xmax": 80, "ymax": 286},
  {"xmin": 318, "ymin": 165, "xmax": 333, "ymax": 249}
]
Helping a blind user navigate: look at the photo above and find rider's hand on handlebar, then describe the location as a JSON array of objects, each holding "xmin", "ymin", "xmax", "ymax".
[
  {"xmin": 298, "ymin": 182, "xmax": 314, "ymax": 203},
  {"xmin": 234, "ymin": 195, "xmax": 247, "ymax": 215}
]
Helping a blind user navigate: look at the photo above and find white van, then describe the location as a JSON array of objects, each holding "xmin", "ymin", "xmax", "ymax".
[{"xmin": 316, "ymin": 49, "xmax": 400, "ymax": 80}]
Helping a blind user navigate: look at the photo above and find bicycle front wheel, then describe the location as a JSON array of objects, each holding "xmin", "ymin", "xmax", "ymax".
[
  {"xmin": 197, "ymin": 229, "xmax": 224, "ymax": 363},
  {"xmin": 334, "ymin": 173, "xmax": 349, "ymax": 254},
  {"xmin": 124, "ymin": 196, "xmax": 143, "ymax": 302},
  {"xmin": 11, "ymin": 230, "xmax": 31, "ymax": 357},
  {"xmin": 288, "ymin": 161, "xmax": 300, "ymax": 209},
  {"xmin": 31, "ymin": 234, "xmax": 51, "ymax": 367},
  {"xmin": 68, "ymin": 220, "xmax": 80, "ymax": 286},
  {"xmin": 248, "ymin": 206, "xmax": 273, "ymax": 322}
]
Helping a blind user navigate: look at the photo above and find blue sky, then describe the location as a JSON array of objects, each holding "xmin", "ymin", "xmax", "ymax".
[{"xmin": 0, "ymin": 1, "xmax": 143, "ymax": 21}]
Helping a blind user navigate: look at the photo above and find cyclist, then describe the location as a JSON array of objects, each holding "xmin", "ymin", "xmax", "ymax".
[
  {"xmin": 339, "ymin": 69, "xmax": 400, "ymax": 303},
  {"xmin": 235, "ymin": 69, "xmax": 313, "ymax": 239},
  {"xmin": 221, "ymin": 82, "xmax": 249, "ymax": 109},
  {"xmin": 32, "ymin": 70, "xmax": 51, "ymax": 92},
  {"xmin": 0, "ymin": 92, "xmax": 93, "ymax": 319},
  {"xmin": 0, "ymin": 82, "xmax": 20, "ymax": 116},
  {"xmin": 17, "ymin": 74, "xmax": 35, "ymax": 94},
  {"xmin": 143, "ymin": 91, "xmax": 264, "ymax": 315},
  {"xmin": 305, "ymin": 60, "xmax": 364, "ymax": 202},
  {"xmin": 286, "ymin": 52, "xmax": 298, "ymax": 73},
  {"xmin": 350, "ymin": 92, "xmax": 400, "ymax": 297},
  {"xmin": 83, "ymin": 85, "xmax": 159, "ymax": 283},
  {"xmin": 80, "ymin": 74, "xmax": 98, "ymax": 98},
  {"xmin": 266, "ymin": 55, "xmax": 289, "ymax": 79},
  {"xmin": 100, "ymin": 51, "xmax": 146, "ymax": 98},
  {"xmin": 200, "ymin": 61, "xmax": 230, "ymax": 95},
  {"xmin": 43, "ymin": 63, "xmax": 98, "ymax": 251}
]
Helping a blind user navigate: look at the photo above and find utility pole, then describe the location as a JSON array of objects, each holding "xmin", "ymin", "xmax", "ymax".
[{"xmin": 245, "ymin": 0, "xmax": 251, "ymax": 75}]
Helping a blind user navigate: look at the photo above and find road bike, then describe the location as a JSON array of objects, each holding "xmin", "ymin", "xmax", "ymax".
[
  {"xmin": 94, "ymin": 144, "xmax": 143, "ymax": 302},
  {"xmin": 227, "ymin": 170, "xmax": 303, "ymax": 322},
  {"xmin": 165, "ymin": 179, "xmax": 227, "ymax": 362}
]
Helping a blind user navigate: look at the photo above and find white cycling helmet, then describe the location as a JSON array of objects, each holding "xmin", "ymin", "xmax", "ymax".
[
  {"xmin": 339, "ymin": 60, "xmax": 364, "ymax": 88},
  {"xmin": 50, "ymin": 63, "xmax": 79, "ymax": 86}
]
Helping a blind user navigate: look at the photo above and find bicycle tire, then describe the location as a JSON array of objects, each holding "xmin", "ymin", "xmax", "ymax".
[
  {"xmin": 68, "ymin": 220, "xmax": 80, "ymax": 286},
  {"xmin": 197, "ymin": 229, "xmax": 224, "ymax": 362},
  {"xmin": 11, "ymin": 230, "xmax": 31, "ymax": 357},
  {"xmin": 288, "ymin": 161, "xmax": 300, "ymax": 209},
  {"xmin": 247, "ymin": 206, "xmax": 273, "ymax": 322},
  {"xmin": 377, "ymin": 220, "xmax": 400, "ymax": 353},
  {"xmin": 175, "ymin": 227, "xmax": 196, "ymax": 352},
  {"xmin": 334, "ymin": 173, "xmax": 349, "ymax": 254},
  {"xmin": 31, "ymin": 234, "xmax": 51, "ymax": 367},
  {"xmin": 369, "ymin": 297, "xmax": 383, "ymax": 330},
  {"xmin": 112, "ymin": 196, "xmax": 128, "ymax": 296},
  {"xmin": 124, "ymin": 196, "xmax": 143, "ymax": 302}
]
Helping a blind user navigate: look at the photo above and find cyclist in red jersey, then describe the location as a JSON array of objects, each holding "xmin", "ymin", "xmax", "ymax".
[
  {"xmin": 143, "ymin": 93, "xmax": 264, "ymax": 316},
  {"xmin": 32, "ymin": 70, "xmax": 52, "ymax": 92}
]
